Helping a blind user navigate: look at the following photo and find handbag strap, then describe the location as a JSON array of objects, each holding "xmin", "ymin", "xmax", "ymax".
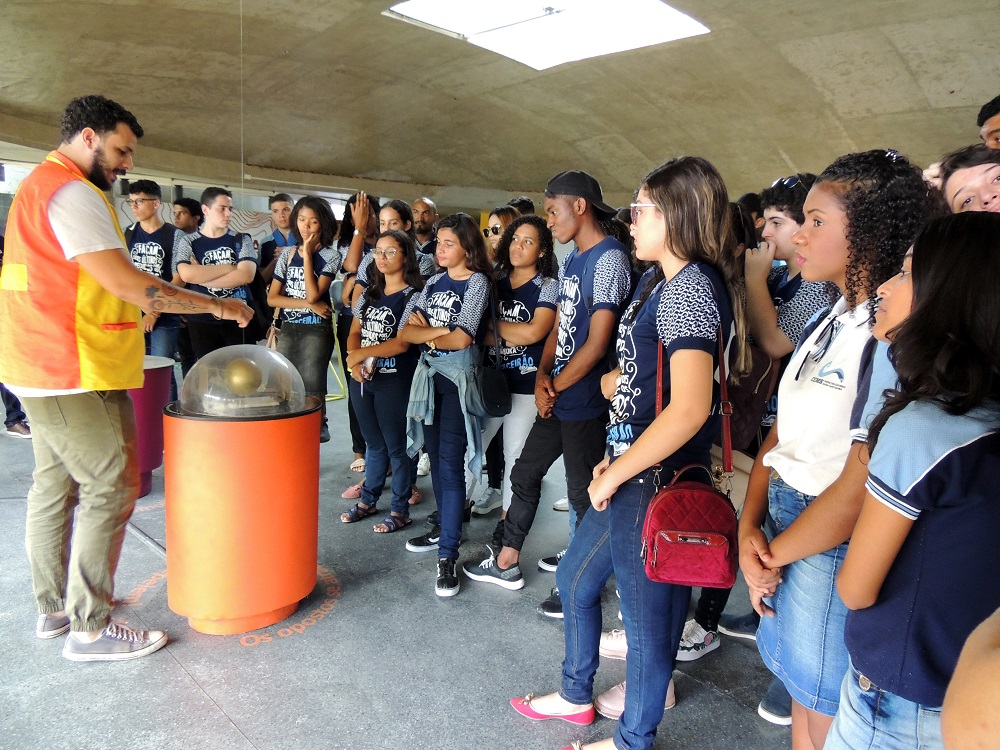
[
  {"xmin": 654, "ymin": 324, "xmax": 733, "ymax": 475},
  {"xmin": 488, "ymin": 286, "xmax": 502, "ymax": 370}
]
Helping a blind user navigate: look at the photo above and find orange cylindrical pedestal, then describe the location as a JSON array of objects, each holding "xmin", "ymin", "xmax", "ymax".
[{"xmin": 164, "ymin": 400, "xmax": 321, "ymax": 635}]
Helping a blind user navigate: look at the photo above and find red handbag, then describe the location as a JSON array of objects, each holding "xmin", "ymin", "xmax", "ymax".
[{"xmin": 640, "ymin": 329, "xmax": 739, "ymax": 588}]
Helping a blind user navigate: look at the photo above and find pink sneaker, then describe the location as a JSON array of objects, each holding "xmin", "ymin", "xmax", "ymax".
[{"xmin": 341, "ymin": 482, "xmax": 363, "ymax": 500}]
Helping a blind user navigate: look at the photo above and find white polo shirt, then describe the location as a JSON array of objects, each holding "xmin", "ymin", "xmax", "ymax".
[{"xmin": 763, "ymin": 297, "xmax": 873, "ymax": 496}]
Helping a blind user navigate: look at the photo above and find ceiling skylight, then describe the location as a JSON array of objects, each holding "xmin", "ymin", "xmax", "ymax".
[{"xmin": 383, "ymin": 0, "xmax": 709, "ymax": 71}]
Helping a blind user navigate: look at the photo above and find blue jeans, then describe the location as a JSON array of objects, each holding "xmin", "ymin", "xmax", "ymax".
[
  {"xmin": 2, "ymin": 382, "xmax": 26, "ymax": 426},
  {"xmin": 825, "ymin": 659, "xmax": 943, "ymax": 750},
  {"xmin": 556, "ymin": 468, "xmax": 691, "ymax": 750},
  {"xmin": 349, "ymin": 377, "xmax": 412, "ymax": 517},
  {"xmin": 146, "ymin": 319, "xmax": 180, "ymax": 401},
  {"xmin": 422, "ymin": 374, "xmax": 468, "ymax": 560}
]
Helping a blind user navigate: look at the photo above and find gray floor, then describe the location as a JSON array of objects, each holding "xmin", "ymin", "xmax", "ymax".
[{"xmin": 0, "ymin": 371, "xmax": 790, "ymax": 750}]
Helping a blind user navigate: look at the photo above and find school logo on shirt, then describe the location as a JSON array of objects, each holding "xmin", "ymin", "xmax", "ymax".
[
  {"xmin": 498, "ymin": 299, "xmax": 535, "ymax": 373},
  {"xmin": 426, "ymin": 290, "xmax": 462, "ymax": 329},
  {"xmin": 283, "ymin": 265, "xmax": 316, "ymax": 322},
  {"xmin": 130, "ymin": 241, "xmax": 166, "ymax": 277},
  {"xmin": 608, "ymin": 300, "xmax": 641, "ymax": 456},
  {"xmin": 361, "ymin": 306, "xmax": 397, "ymax": 347},
  {"xmin": 811, "ymin": 361, "xmax": 847, "ymax": 391},
  {"xmin": 555, "ymin": 275, "xmax": 581, "ymax": 375}
]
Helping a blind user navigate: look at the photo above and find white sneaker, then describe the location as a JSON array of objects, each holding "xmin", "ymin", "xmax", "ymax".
[
  {"xmin": 471, "ymin": 486, "xmax": 502, "ymax": 515},
  {"xmin": 675, "ymin": 618, "xmax": 720, "ymax": 662},
  {"xmin": 417, "ymin": 452, "xmax": 431, "ymax": 477},
  {"xmin": 599, "ymin": 629, "xmax": 627, "ymax": 660},
  {"xmin": 552, "ymin": 496, "xmax": 569, "ymax": 511},
  {"xmin": 595, "ymin": 679, "xmax": 675, "ymax": 720},
  {"xmin": 62, "ymin": 622, "xmax": 168, "ymax": 662}
]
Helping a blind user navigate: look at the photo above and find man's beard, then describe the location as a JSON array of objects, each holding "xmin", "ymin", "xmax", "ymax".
[{"xmin": 86, "ymin": 148, "xmax": 120, "ymax": 191}]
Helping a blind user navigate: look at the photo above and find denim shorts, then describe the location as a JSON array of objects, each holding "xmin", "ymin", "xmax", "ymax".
[
  {"xmin": 825, "ymin": 659, "xmax": 943, "ymax": 750},
  {"xmin": 757, "ymin": 474, "xmax": 850, "ymax": 716}
]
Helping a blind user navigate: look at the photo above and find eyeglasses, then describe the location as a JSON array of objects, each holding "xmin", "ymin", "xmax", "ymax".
[
  {"xmin": 629, "ymin": 202, "xmax": 657, "ymax": 224},
  {"xmin": 125, "ymin": 198, "xmax": 157, "ymax": 208},
  {"xmin": 794, "ymin": 316, "xmax": 841, "ymax": 381},
  {"xmin": 483, "ymin": 225, "xmax": 503, "ymax": 238},
  {"xmin": 371, "ymin": 248, "xmax": 399, "ymax": 259}
]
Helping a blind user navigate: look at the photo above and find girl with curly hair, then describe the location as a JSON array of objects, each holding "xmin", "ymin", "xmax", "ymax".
[
  {"xmin": 826, "ymin": 212, "xmax": 1000, "ymax": 749},
  {"xmin": 738, "ymin": 150, "xmax": 937, "ymax": 749},
  {"xmin": 463, "ymin": 215, "xmax": 559, "ymax": 567}
]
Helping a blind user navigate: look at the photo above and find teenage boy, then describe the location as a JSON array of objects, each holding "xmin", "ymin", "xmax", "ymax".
[
  {"xmin": 464, "ymin": 170, "xmax": 631, "ymax": 613},
  {"xmin": 174, "ymin": 187, "xmax": 257, "ymax": 358},
  {"xmin": 259, "ymin": 193, "xmax": 296, "ymax": 285},
  {"xmin": 124, "ymin": 180, "xmax": 184, "ymax": 399},
  {"xmin": 978, "ymin": 93, "xmax": 1000, "ymax": 149},
  {"xmin": 172, "ymin": 197, "xmax": 203, "ymax": 234}
]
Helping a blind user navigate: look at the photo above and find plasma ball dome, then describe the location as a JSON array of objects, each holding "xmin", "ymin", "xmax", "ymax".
[{"xmin": 224, "ymin": 357, "xmax": 263, "ymax": 396}]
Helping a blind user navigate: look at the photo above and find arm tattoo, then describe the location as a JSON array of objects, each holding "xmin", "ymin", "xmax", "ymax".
[{"xmin": 144, "ymin": 282, "xmax": 202, "ymax": 313}]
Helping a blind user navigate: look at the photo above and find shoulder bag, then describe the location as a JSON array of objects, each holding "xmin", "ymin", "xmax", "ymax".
[
  {"xmin": 640, "ymin": 328, "xmax": 739, "ymax": 589},
  {"xmin": 468, "ymin": 291, "xmax": 512, "ymax": 418}
]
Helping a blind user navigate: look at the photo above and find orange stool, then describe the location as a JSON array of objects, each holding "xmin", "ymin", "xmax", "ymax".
[{"xmin": 164, "ymin": 400, "xmax": 321, "ymax": 634}]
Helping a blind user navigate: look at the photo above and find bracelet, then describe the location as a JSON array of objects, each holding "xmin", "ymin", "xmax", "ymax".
[{"xmin": 211, "ymin": 298, "xmax": 224, "ymax": 320}]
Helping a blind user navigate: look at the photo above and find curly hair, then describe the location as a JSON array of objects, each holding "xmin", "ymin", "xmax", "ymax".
[
  {"xmin": 495, "ymin": 214, "xmax": 556, "ymax": 278},
  {"xmin": 61, "ymin": 95, "xmax": 143, "ymax": 141},
  {"xmin": 758, "ymin": 173, "xmax": 816, "ymax": 224},
  {"xmin": 816, "ymin": 149, "xmax": 939, "ymax": 315},
  {"xmin": 361, "ymin": 230, "xmax": 425, "ymax": 313},
  {"xmin": 290, "ymin": 196, "xmax": 338, "ymax": 248},
  {"xmin": 868, "ymin": 212, "xmax": 1000, "ymax": 449}
]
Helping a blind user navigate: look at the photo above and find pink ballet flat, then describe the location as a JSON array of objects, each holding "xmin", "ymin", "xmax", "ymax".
[{"xmin": 510, "ymin": 694, "xmax": 594, "ymax": 726}]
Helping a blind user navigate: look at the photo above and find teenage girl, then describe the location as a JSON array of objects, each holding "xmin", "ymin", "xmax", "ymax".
[
  {"xmin": 341, "ymin": 230, "xmax": 424, "ymax": 533},
  {"xmin": 266, "ymin": 196, "xmax": 341, "ymax": 439},
  {"xmin": 738, "ymin": 150, "xmax": 935, "ymax": 749},
  {"xmin": 401, "ymin": 213, "xmax": 493, "ymax": 597},
  {"xmin": 825, "ymin": 212, "xmax": 1000, "ymax": 749},
  {"xmin": 463, "ymin": 215, "xmax": 558, "ymax": 572},
  {"xmin": 510, "ymin": 156, "xmax": 749, "ymax": 750}
]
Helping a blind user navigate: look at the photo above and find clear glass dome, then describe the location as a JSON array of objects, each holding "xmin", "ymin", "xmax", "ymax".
[{"xmin": 178, "ymin": 345, "xmax": 307, "ymax": 418}]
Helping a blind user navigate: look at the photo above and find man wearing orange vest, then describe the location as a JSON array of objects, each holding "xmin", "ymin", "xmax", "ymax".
[{"xmin": 0, "ymin": 95, "xmax": 253, "ymax": 661}]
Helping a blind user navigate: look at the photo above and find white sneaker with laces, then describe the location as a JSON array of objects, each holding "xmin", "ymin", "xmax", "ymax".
[
  {"xmin": 552, "ymin": 496, "xmax": 569, "ymax": 511},
  {"xmin": 675, "ymin": 618, "xmax": 720, "ymax": 662}
]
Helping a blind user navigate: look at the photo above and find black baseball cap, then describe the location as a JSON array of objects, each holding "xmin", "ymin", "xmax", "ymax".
[{"xmin": 545, "ymin": 170, "xmax": 616, "ymax": 220}]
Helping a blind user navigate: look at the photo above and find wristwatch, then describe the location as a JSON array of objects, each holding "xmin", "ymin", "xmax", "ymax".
[
  {"xmin": 427, "ymin": 340, "xmax": 437, "ymax": 351},
  {"xmin": 353, "ymin": 229, "xmax": 361, "ymax": 236}
]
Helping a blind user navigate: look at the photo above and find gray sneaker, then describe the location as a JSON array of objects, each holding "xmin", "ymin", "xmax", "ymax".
[
  {"xmin": 471, "ymin": 486, "xmax": 502, "ymax": 516},
  {"xmin": 36, "ymin": 613, "xmax": 70, "ymax": 639},
  {"xmin": 62, "ymin": 622, "xmax": 168, "ymax": 662},
  {"xmin": 463, "ymin": 548, "xmax": 525, "ymax": 590}
]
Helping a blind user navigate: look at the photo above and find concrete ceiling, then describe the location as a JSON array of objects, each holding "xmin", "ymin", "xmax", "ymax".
[{"xmin": 1, "ymin": 0, "xmax": 997, "ymax": 209}]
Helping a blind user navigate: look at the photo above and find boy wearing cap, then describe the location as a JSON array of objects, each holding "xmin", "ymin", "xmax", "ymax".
[{"xmin": 464, "ymin": 170, "xmax": 632, "ymax": 609}]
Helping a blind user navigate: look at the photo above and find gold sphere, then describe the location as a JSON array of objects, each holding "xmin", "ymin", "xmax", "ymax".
[{"xmin": 224, "ymin": 357, "xmax": 263, "ymax": 396}]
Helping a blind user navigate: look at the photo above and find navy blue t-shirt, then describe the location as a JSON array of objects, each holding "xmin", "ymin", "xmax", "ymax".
[
  {"xmin": 272, "ymin": 246, "xmax": 341, "ymax": 325},
  {"xmin": 494, "ymin": 271, "xmax": 558, "ymax": 395},
  {"xmin": 128, "ymin": 222, "xmax": 183, "ymax": 324},
  {"xmin": 174, "ymin": 230, "xmax": 257, "ymax": 324},
  {"xmin": 607, "ymin": 262, "xmax": 733, "ymax": 467},
  {"xmin": 353, "ymin": 287, "xmax": 420, "ymax": 378},
  {"xmin": 848, "ymin": 401, "xmax": 1000, "ymax": 706},
  {"xmin": 552, "ymin": 236, "xmax": 631, "ymax": 421},
  {"xmin": 412, "ymin": 271, "xmax": 490, "ymax": 351}
]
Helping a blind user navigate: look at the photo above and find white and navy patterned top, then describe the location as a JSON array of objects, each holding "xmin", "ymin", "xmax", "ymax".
[
  {"xmin": 552, "ymin": 236, "xmax": 632, "ymax": 421},
  {"xmin": 273, "ymin": 246, "xmax": 341, "ymax": 325},
  {"xmin": 768, "ymin": 266, "xmax": 840, "ymax": 344},
  {"xmin": 337, "ymin": 243, "xmax": 372, "ymax": 320},
  {"xmin": 353, "ymin": 286, "xmax": 420, "ymax": 377},
  {"xmin": 607, "ymin": 262, "xmax": 732, "ymax": 465},
  {"xmin": 174, "ymin": 229, "xmax": 257, "ymax": 322},
  {"xmin": 128, "ymin": 222, "xmax": 184, "ymax": 324},
  {"xmin": 846, "ymin": 400, "xmax": 1000, "ymax": 707},
  {"xmin": 494, "ymin": 270, "xmax": 559, "ymax": 395},
  {"xmin": 411, "ymin": 271, "xmax": 490, "ymax": 350}
]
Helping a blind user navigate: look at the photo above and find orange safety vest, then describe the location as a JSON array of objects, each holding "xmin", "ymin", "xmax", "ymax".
[{"xmin": 0, "ymin": 151, "xmax": 143, "ymax": 390}]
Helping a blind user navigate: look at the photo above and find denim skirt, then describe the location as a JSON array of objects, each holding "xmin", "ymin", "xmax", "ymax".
[{"xmin": 757, "ymin": 473, "xmax": 850, "ymax": 716}]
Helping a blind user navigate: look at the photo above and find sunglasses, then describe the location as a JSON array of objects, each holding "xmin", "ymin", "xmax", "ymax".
[
  {"xmin": 794, "ymin": 317, "xmax": 841, "ymax": 381},
  {"xmin": 483, "ymin": 225, "xmax": 503, "ymax": 237},
  {"xmin": 770, "ymin": 175, "xmax": 801, "ymax": 189}
]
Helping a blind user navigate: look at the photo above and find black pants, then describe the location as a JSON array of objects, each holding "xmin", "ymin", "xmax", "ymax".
[
  {"xmin": 187, "ymin": 319, "xmax": 249, "ymax": 360},
  {"xmin": 336, "ymin": 313, "xmax": 366, "ymax": 455},
  {"xmin": 503, "ymin": 413, "xmax": 607, "ymax": 552},
  {"xmin": 485, "ymin": 426, "xmax": 504, "ymax": 490}
]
